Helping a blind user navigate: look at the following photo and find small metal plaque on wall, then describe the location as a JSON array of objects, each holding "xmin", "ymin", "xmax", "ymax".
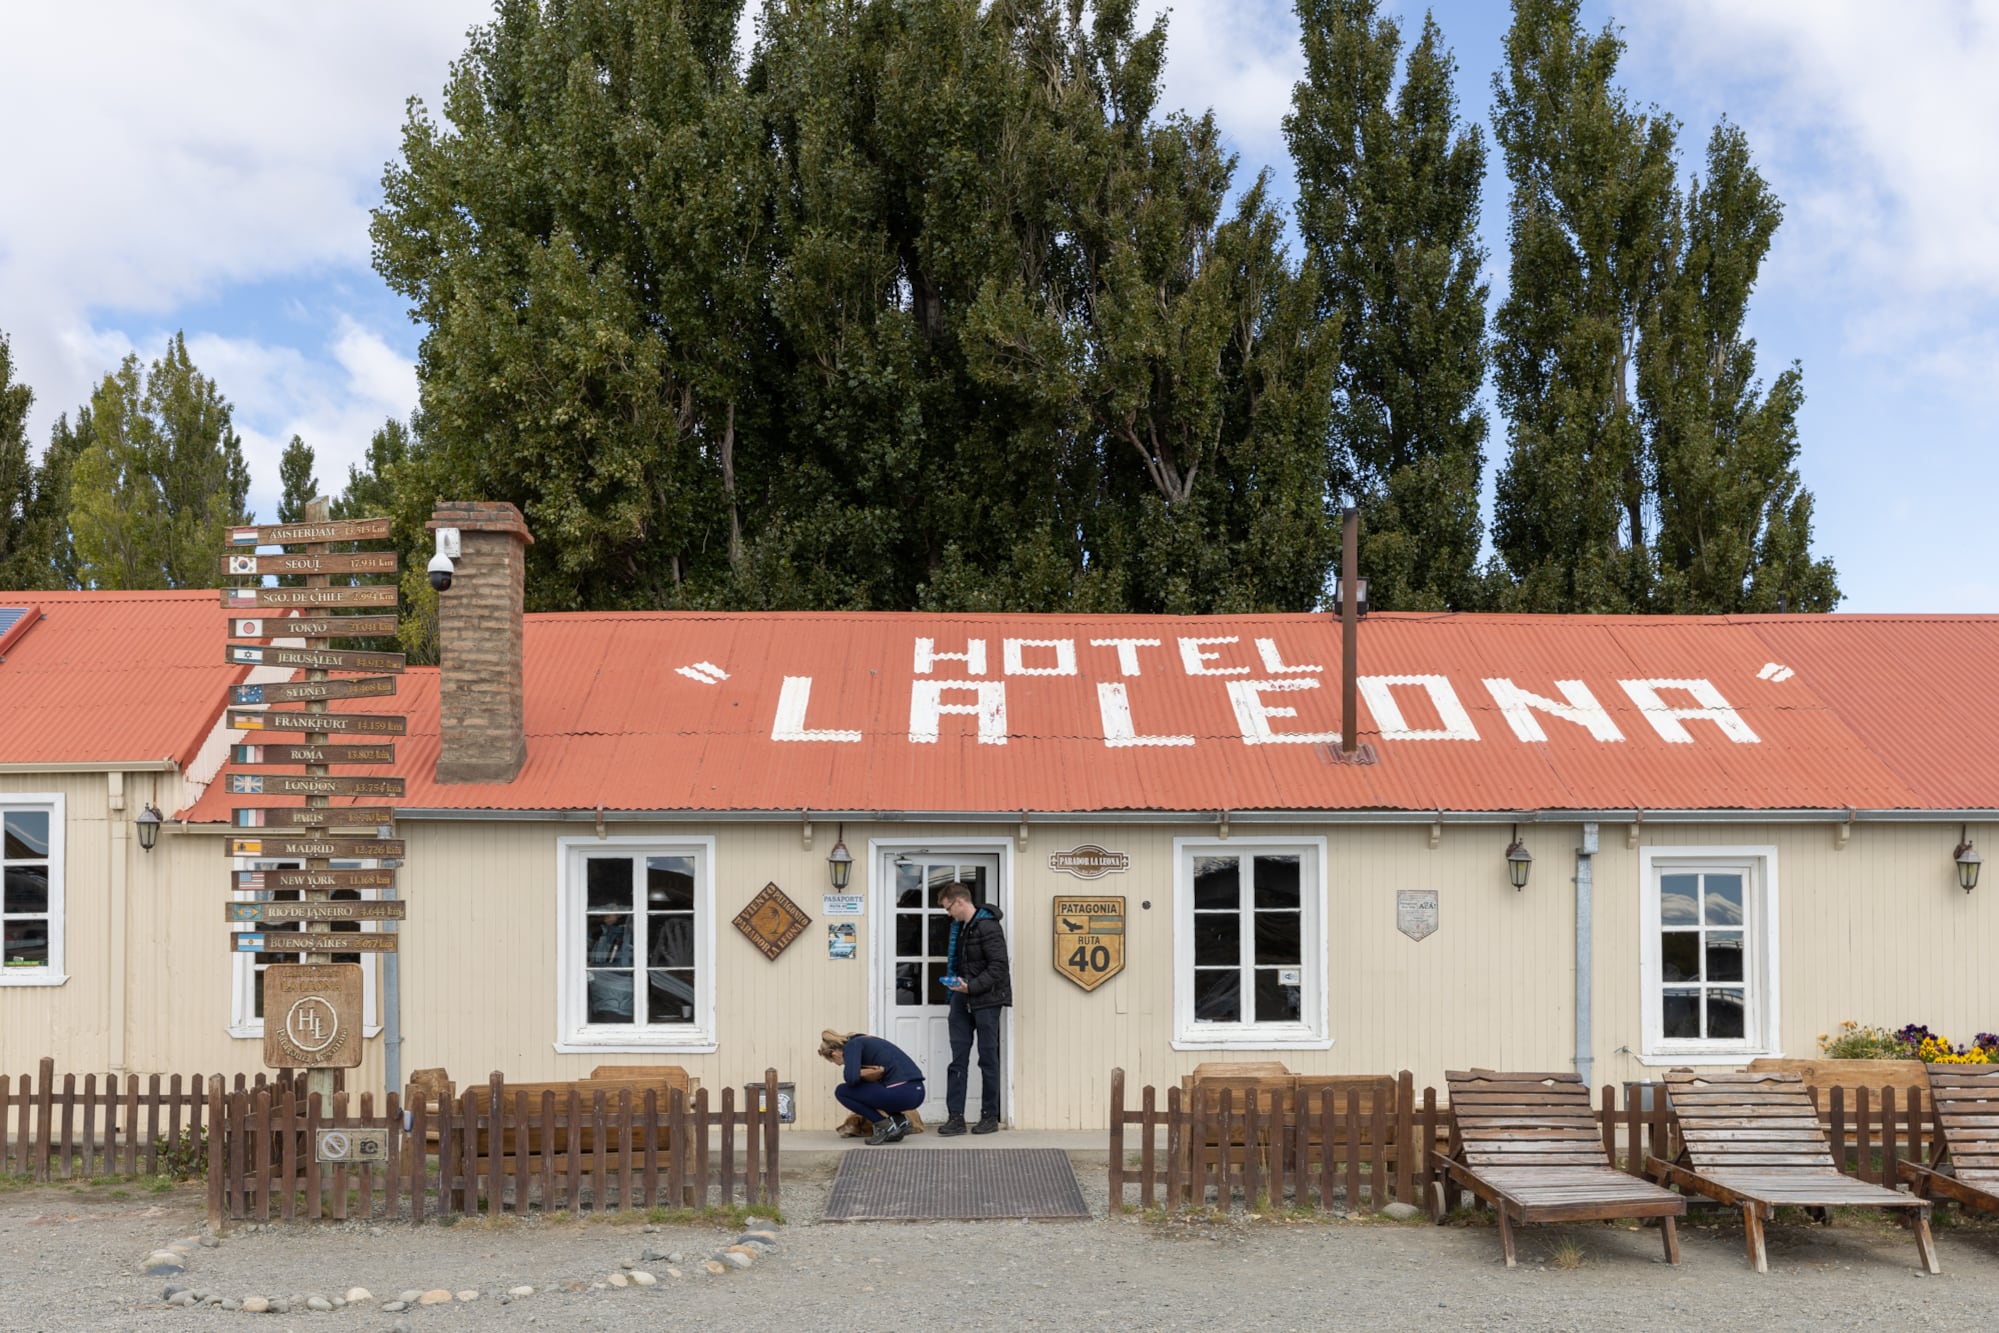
[
  {"xmin": 1397, "ymin": 890, "xmax": 1439, "ymax": 942},
  {"xmin": 732, "ymin": 882, "xmax": 811, "ymax": 961}
]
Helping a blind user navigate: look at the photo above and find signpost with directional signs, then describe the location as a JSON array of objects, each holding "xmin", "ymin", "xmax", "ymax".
[{"xmin": 223, "ymin": 502, "xmax": 403, "ymax": 1090}]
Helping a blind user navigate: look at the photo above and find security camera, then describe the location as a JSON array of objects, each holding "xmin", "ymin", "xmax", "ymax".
[{"xmin": 428, "ymin": 527, "xmax": 460, "ymax": 593}]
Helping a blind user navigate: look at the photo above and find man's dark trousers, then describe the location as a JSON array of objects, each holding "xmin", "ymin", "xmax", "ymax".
[{"xmin": 945, "ymin": 993, "xmax": 1001, "ymax": 1121}]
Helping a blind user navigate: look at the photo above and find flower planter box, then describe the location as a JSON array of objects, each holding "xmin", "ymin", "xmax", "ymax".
[{"xmin": 1748, "ymin": 1057, "xmax": 1929, "ymax": 1112}]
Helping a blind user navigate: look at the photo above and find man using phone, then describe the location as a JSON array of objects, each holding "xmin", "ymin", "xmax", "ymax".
[{"xmin": 936, "ymin": 881, "xmax": 1010, "ymax": 1136}]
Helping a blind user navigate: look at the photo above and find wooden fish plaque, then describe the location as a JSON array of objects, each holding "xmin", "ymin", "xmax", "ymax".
[
  {"xmin": 228, "ymin": 616, "xmax": 401, "ymax": 640},
  {"xmin": 731, "ymin": 882, "xmax": 812, "ymax": 961},
  {"xmin": 233, "ymin": 807, "xmax": 396, "ymax": 830},
  {"xmin": 227, "ymin": 772, "xmax": 404, "ymax": 795},
  {"xmin": 223, "ymin": 551, "xmax": 399, "ymax": 576},
  {"xmin": 229, "ymin": 518, "xmax": 392, "ymax": 547},
  {"xmin": 222, "ymin": 586, "xmax": 398, "ymax": 609},
  {"xmin": 228, "ymin": 710, "xmax": 407, "ymax": 736},
  {"xmin": 231, "ymin": 677, "xmax": 396, "ymax": 706}
]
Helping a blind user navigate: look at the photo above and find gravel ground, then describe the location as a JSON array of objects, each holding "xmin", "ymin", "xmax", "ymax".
[{"xmin": 7, "ymin": 1164, "xmax": 1999, "ymax": 1331}]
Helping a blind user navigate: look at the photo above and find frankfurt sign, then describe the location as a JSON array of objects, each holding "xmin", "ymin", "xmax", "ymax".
[
  {"xmin": 262, "ymin": 964, "xmax": 365, "ymax": 1068},
  {"xmin": 1052, "ymin": 895, "xmax": 1125, "ymax": 992},
  {"xmin": 228, "ymin": 710, "xmax": 407, "ymax": 735}
]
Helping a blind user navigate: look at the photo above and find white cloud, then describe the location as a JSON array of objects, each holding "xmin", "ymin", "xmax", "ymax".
[{"xmin": 1138, "ymin": 0, "xmax": 1305, "ymax": 167}]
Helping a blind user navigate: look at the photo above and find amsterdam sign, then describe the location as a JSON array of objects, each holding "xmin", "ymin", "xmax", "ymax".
[
  {"xmin": 231, "ymin": 677, "xmax": 396, "ymax": 706},
  {"xmin": 261, "ymin": 964, "xmax": 365, "ymax": 1068},
  {"xmin": 225, "ymin": 836, "xmax": 406, "ymax": 859},
  {"xmin": 1051, "ymin": 895, "xmax": 1125, "ymax": 992},
  {"xmin": 222, "ymin": 586, "xmax": 399, "ymax": 609},
  {"xmin": 228, "ymin": 617, "xmax": 401, "ymax": 641},
  {"xmin": 229, "ymin": 518, "xmax": 392, "ymax": 546},
  {"xmin": 228, "ymin": 710, "xmax": 407, "ymax": 735},
  {"xmin": 228, "ymin": 772, "xmax": 404, "ymax": 795},
  {"xmin": 223, "ymin": 551, "xmax": 399, "ymax": 576},
  {"xmin": 228, "ymin": 900, "xmax": 407, "ymax": 923},
  {"xmin": 233, "ymin": 806, "xmax": 395, "ymax": 830},
  {"xmin": 238, "ymin": 932, "xmax": 398, "ymax": 954}
]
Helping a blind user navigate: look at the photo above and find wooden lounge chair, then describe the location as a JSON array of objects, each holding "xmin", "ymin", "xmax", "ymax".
[
  {"xmin": 1898, "ymin": 1066, "xmax": 1999, "ymax": 1216},
  {"xmin": 1649, "ymin": 1069, "xmax": 1939, "ymax": 1274},
  {"xmin": 1436, "ymin": 1070, "xmax": 1685, "ymax": 1268}
]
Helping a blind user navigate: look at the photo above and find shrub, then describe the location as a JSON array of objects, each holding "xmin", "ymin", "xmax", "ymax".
[
  {"xmin": 157, "ymin": 1126, "xmax": 209, "ymax": 1182},
  {"xmin": 1818, "ymin": 1021, "xmax": 1999, "ymax": 1064}
]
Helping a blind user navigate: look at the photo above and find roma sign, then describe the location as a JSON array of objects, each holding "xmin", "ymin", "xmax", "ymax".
[
  {"xmin": 261, "ymin": 964, "xmax": 365, "ymax": 1068},
  {"xmin": 1051, "ymin": 895, "xmax": 1125, "ymax": 992}
]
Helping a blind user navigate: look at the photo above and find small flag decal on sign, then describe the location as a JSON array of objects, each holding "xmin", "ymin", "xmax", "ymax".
[
  {"xmin": 227, "ymin": 645, "xmax": 266, "ymax": 665},
  {"xmin": 231, "ymin": 618, "xmax": 266, "ymax": 637},
  {"xmin": 235, "ymin": 872, "xmax": 265, "ymax": 892},
  {"xmin": 234, "ymin": 934, "xmax": 266, "ymax": 952},
  {"xmin": 227, "ymin": 527, "xmax": 261, "ymax": 547},
  {"xmin": 228, "ymin": 774, "xmax": 265, "ymax": 794},
  {"xmin": 227, "ymin": 554, "xmax": 259, "ymax": 575}
]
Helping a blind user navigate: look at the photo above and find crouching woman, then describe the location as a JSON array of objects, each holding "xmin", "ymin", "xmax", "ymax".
[{"xmin": 820, "ymin": 1029, "xmax": 925, "ymax": 1145}]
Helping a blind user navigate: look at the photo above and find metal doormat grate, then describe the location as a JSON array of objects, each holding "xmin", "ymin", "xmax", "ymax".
[{"xmin": 823, "ymin": 1148, "xmax": 1089, "ymax": 1221}]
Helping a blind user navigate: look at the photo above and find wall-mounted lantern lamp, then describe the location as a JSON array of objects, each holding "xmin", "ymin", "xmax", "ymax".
[
  {"xmin": 1505, "ymin": 824, "xmax": 1532, "ymax": 891},
  {"xmin": 827, "ymin": 827, "xmax": 853, "ymax": 891},
  {"xmin": 1955, "ymin": 825, "xmax": 1981, "ymax": 893},
  {"xmin": 135, "ymin": 802, "xmax": 163, "ymax": 853}
]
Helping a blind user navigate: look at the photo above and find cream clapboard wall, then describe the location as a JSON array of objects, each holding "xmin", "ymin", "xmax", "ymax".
[{"xmin": 13, "ymin": 796, "xmax": 1995, "ymax": 1129}]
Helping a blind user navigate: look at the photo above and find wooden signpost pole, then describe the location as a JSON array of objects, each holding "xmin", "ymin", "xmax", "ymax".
[{"xmin": 300, "ymin": 499, "xmax": 336, "ymax": 1116}]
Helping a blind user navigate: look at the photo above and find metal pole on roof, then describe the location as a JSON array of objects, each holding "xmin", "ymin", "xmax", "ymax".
[{"xmin": 1341, "ymin": 507, "xmax": 1359, "ymax": 755}]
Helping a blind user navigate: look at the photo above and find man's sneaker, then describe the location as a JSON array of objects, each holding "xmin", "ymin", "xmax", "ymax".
[
  {"xmin": 865, "ymin": 1118, "xmax": 901, "ymax": 1146},
  {"xmin": 972, "ymin": 1115, "xmax": 1000, "ymax": 1135},
  {"xmin": 936, "ymin": 1115, "xmax": 969, "ymax": 1137}
]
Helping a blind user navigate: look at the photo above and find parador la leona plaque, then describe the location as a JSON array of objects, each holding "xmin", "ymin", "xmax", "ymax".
[
  {"xmin": 732, "ymin": 882, "xmax": 812, "ymax": 961},
  {"xmin": 1048, "ymin": 845, "xmax": 1131, "ymax": 880},
  {"xmin": 1397, "ymin": 889, "xmax": 1439, "ymax": 942},
  {"xmin": 1052, "ymin": 895, "xmax": 1125, "ymax": 991}
]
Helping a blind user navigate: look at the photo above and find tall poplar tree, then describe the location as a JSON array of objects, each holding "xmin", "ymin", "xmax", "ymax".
[
  {"xmin": 0, "ymin": 333, "xmax": 39, "ymax": 586},
  {"xmin": 69, "ymin": 333, "xmax": 252, "ymax": 589},
  {"xmin": 276, "ymin": 435, "xmax": 319, "ymax": 525},
  {"xmin": 1287, "ymin": 0, "xmax": 1491, "ymax": 610}
]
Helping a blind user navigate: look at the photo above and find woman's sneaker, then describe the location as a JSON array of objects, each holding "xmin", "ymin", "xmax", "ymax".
[{"xmin": 865, "ymin": 1117, "xmax": 901, "ymax": 1146}]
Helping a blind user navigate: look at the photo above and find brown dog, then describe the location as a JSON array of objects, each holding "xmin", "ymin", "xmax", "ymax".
[{"xmin": 836, "ymin": 1109, "xmax": 926, "ymax": 1138}]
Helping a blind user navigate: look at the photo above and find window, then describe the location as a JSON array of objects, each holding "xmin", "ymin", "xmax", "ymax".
[
  {"xmin": 229, "ymin": 860, "xmax": 380, "ymax": 1036},
  {"xmin": 556, "ymin": 838, "xmax": 715, "ymax": 1052},
  {"xmin": 1173, "ymin": 838, "xmax": 1328, "ymax": 1049},
  {"xmin": 1, "ymin": 797, "xmax": 63, "ymax": 985},
  {"xmin": 1639, "ymin": 847, "xmax": 1779, "ymax": 1061}
]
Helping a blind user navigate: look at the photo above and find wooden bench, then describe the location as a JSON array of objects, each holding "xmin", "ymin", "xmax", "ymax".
[
  {"xmin": 1651, "ymin": 1069, "xmax": 1938, "ymax": 1274},
  {"xmin": 1437, "ymin": 1070, "xmax": 1684, "ymax": 1268},
  {"xmin": 1899, "ymin": 1066, "xmax": 1999, "ymax": 1217},
  {"xmin": 1747, "ymin": 1057, "xmax": 1927, "ymax": 1114}
]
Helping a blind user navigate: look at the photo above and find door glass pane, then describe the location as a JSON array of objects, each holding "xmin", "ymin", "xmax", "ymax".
[
  {"xmin": 1193, "ymin": 969, "xmax": 1240, "ymax": 1022},
  {"xmin": 1253, "ymin": 855, "xmax": 1301, "ymax": 909},
  {"xmin": 928, "ymin": 914, "xmax": 953, "ymax": 958},
  {"xmin": 1659, "ymin": 875, "xmax": 1699, "ymax": 925},
  {"xmin": 925, "ymin": 961, "xmax": 951, "ymax": 1006},
  {"xmin": 1660, "ymin": 931, "xmax": 1699, "ymax": 983},
  {"xmin": 4, "ymin": 810, "xmax": 49, "ymax": 859},
  {"xmin": 586, "ymin": 859, "xmax": 630, "ymax": 911},
  {"xmin": 894, "ymin": 961, "xmax": 922, "ymax": 1006},
  {"xmin": 1254, "ymin": 911, "xmax": 1300, "ymax": 965},
  {"xmin": 1253, "ymin": 969, "xmax": 1302, "ymax": 1024},
  {"xmin": 587, "ymin": 970, "xmax": 634, "ymax": 1023},
  {"xmin": 646, "ymin": 857, "xmax": 694, "ymax": 911},
  {"xmin": 1192, "ymin": 912, "xmax": 1238, "ymax": 966},
  {"xmin": 5, "ymin": 866, "xmax": 49, "ymax": 914},
  {"xmin": 1705, "ymin": 932, "xmax": 1743, "ymax": 983},
  {"xmin": 1193, "ymin": 857, "xmax": 1239, "ymax": 910},
  {"xmin": 1703, "ymin": 874, "xmax": 1744, "ymax": 926},
  {"xmin": 1662, "ymin": 988, "xmax": 1700, "ymax": 1039},
  {"xmin": 1707, "ymin": 989, "xmax": 1746, "ymax": 1039},
  {"xmin": 896, "ymin": 861, "xmax": 923, "ymax": 908},
  {"xmin": 647, "ymin": 970, "xmax": 695, "ymax": 1024}
]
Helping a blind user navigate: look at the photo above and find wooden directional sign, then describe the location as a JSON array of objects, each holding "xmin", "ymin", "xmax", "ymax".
[
  {"xmin": 228, "ymin": 772, "xmax": 404, "ymax": 796},
  {"xmin": 261, "ymin": 964, "xmax": 366, "ymax": 1068},
  {"xmin": 234, "ymin": 869, "xmax": 397, "ymax": 892},
  {"xmin": 229, "ymin": 616, "xmax": 401, "ymax": 641},
  {"xmin": 226, "ymin": 836, "xmax": 406, "ymax": 859},
  {"xmin": 228, "ymin": 900, "xmax": 407, "ymax": 924},
  {"xmin": 238, "ymin": 932, "xmax": 398, "ymax": 954},
  {"xmin": 223, "ymin": 586, "xmax": 398, "ymax": 610},
  {"xmin": 229, "ymin": 518, "xmax": 392, "ymax": 547},
  {"xmin": 234, "ymin": 807, "xmax": 395, "ymax": 830},
  {"xmin": 224, "ymin": 551, "xmax": 399, "ymax": 576},
  {"xmin": 229, "ymin": 710, "xmax": 407, "ymax": 736},
  {"xmin": 228, "ymin": 644, "xmax": 405, "ymax": 671},
  {"xmin": 231, "ymin": 677, "xmax": 396, "ymax": 706},
  {"xmin": 1052, "ymin": 895, "xmax": 1125, "ymax": 992}
]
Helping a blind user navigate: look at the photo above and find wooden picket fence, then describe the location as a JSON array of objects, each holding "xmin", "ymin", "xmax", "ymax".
[
  {"xmin": 1108, "ymin": 1069, "xmax": 1956, "ymax": 1215},
  {"xmin": 1, "ymin": 1058, "xmax": 338, "ymax": 1181},
  {"xmin": 205, "ymin": 1070, "xmax": 784, "ymax": 1225}
]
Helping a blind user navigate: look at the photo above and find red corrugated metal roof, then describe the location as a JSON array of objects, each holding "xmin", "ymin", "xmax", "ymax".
[
  {"xmin": 0, "ymin": 590, "xmax": 249, "ymax": 767},
  {"xmin": 176, "ymin": 609, "xmax": 1999, "ymax": 818}
]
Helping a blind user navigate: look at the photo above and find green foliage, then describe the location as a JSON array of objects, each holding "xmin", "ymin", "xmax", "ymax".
[
  {"xmin": 333, "ymin": 417, "xmax": 432, "ymax": 660},
  {"xmin": 0, "ymin": 336, "xmax": 82, "ymax": 591},
  {"xmin": 69, "ymin": 332, "xmax": 252, "ymax": 589},
  {"xmin": 1490, "ymin": 0, "xmax": 1836, "ymax": 612},
  {"xmin": 373, "ymin": 0, "xmax": 1339, "ymax": 614},
  {"xmin": 276, "ymin": 435, "xmax": 319, "ymax": 526},
  {"xmin": 1287, "ymin": 0, "xmax": 1493, "ymax": 610},
  {"xmin": 156, "ymin": 1124, "xmax": 209, "ymax": 1182},
  {"xmin": 1816, "ymin": 1022, "xmax": 1909, "ymax": 1060}
]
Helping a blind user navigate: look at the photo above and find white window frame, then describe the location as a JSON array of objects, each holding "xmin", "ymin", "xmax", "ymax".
[
  {"xmin": 554, "ymin": 835, "xmax": 717, "ymax": 1054},
  {"xmin": 229, "ymin": 859, "xmax": 382, "ymax": 1038},
  {"xmin": 1172, "ymin": 836, "xmax": 1330, "ymax": 1050},
  {"xmin": 0, "ymin": 793, "xmax": 64, "ymax": 986},
  {"xmin": 1637, "ymin": 845, "xmax": 1780, "ymax": 1064}
]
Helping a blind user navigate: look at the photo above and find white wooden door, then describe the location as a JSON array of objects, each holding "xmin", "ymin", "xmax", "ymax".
[{"xmin": 879, "ymin": 852, "xmax": 1001, "ymax": 1120}]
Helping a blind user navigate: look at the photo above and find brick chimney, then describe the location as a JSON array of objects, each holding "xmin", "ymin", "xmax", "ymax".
[{"xmin": 428, "ymin": 501, "xmax": 533, "ymax": 784}]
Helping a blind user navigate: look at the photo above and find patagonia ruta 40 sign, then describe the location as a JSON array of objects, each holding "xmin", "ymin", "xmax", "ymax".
[{"xmin": 1052, "ymin": 895, "xmax": 1125, "ymax": 992}]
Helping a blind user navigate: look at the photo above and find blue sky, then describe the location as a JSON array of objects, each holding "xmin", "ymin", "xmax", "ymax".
[{"xmin": 2, "ymin": 1, "xmax": 1992, "ymax": 611}]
